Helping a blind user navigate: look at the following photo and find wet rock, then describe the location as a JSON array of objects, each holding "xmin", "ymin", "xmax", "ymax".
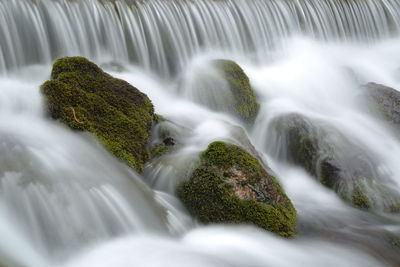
[
  {"xmin": 150, "ymin": 136, "xmax": 176, "ymax": 159},
  {"xmin": 362, "ymin": 82, "xmax": 400, "ymax": 126},
  {"xmin": 214, "ymin": 60, "xmax": 260, "ymax": 123},
  {"xmin": 148, "ymin": 119, "xmax": 189, "ymax": 159},
  {"xmin": 163, "ymin": 137, "xmax": 175, "ymax": 146},
  {"xmin": 269, "ymin": 113, "xmax": 400, "ymax": 211},
  {"xmin": 100, "ymin": 61, "xmax": 126, "ymax": 72},
  {"xmin": 177, "ymin": 141, "xmax": 297, "ymax": 237},
  {"xmin": 41, "ymin": 56, "xmax": 154, "ymax": 172},
  {"xmin": 179, "ymin": 59, "xmax": 259, "ymax": 124}
]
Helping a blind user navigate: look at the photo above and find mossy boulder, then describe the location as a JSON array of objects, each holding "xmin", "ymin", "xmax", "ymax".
[
  {"xmin": 177, "ymin": 141, "xmax": 297, "ymax": 237},
  {"xmin": 214, "ymin": 60, "xmax": 259, "ymax": 123},
  {"xmin": 269, "ymin": 113, "xmax": 400, "ymax": 211},
  {"xmin": 179, "ymin": 59, "xmax": 259, "ymax": 123},
  {"xmin": 41, "ymin": 57, "xmax": 155, "ymax": 172}
]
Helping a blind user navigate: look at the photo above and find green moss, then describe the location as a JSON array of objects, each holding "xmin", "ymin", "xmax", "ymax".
[
  {"xmin": 201, "ymin": 141, "xmax": 262, "ymax": 184},
  {"xmin": 389, "ymin": 201, "xmax": 400, "ymax": 213},
  {"xmin": 51, "ymin": 57, "xmax": 104, "ymax": 80},
  {"xmin": 41, "ymin": 57, "xmax": 154, "ymax": 172},
  {"xmin": 153, "ymin": 114, "xmax": 165, "ymax": 123},
  {"xmin": 151, "ymin": 145, "xmax": 173, "ymax": 159},
  {"xmin": 214, "ymin": 60, "xmax": 259, "ymax": 123},
  {"xmin": 351, "ymin": 186, "xmax": 372, "ymax": 210},
  {"xmin": 177, "ymin": 141, "xmax": 297, "ymax": 237}
]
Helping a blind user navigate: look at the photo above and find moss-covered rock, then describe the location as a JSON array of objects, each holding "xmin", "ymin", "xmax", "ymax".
[
  {"xmin": 177, "ymin": 141, "xmax": 296, "ymax": 237},
  {"xmin": 269, "ymin": 113, "xmax": 400, "ymax": 211},
  {"xmin": 41, "ymin": 57, "xmax": 154, "ymax": 172},
  {"xmin": 150, "ymin": 137, "xmax": 176, "ymax": 159},
  {"xmin": 151, "ymin": 145, "xmax": 173, "ymax": 158},
  {"xmin": 179, "ymin": 59, "xmax": 259, "ymax": 123},
  {"xmin": 214, "ymin": 60, "xmax": 259, "ymax": 123}
]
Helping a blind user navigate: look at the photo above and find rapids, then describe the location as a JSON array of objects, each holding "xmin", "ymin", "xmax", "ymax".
[{"xmin": 1, "ymin": 0, "xmax": 400, "ymax": 266}]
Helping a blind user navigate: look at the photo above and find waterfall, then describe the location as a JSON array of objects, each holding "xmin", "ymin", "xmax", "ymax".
[
  {"xmin": 1, "ymin": 0, "xmax": 400, "ymax": 76},
  {"xmin": 0, "ymin": 73, "xmax": 174, "ymax": 263},
  {"xmin": 2, "ymin": 0, "xmax": 400, "ymax": 266}
]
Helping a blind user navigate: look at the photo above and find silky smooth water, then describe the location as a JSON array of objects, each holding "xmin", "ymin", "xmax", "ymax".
[
  {"xmin": 1, "ymin": 0, "xmax": 400, "ymax": 76},
  {"xmin": 1, "ymin": 0, "xmax": 400, "ymax": 266}
]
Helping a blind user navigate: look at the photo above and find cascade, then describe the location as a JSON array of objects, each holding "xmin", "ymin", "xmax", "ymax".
[{"xmin": 1, "ymin": 0, "xmax": 400, "ymax": 266}]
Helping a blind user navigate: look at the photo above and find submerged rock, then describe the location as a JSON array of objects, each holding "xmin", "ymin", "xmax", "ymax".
[
  {"xmin": 177, "ymin": 141, "xmax": 297, "ymax": 237},
  {"xmin": 269, "ymin": 113, "xmax": 400, "ymax": 211},
  {"xmin": 362, "ymin": 82, "xmax": 400, "ymax": 126},
  {"xmin": 150, "ymin": 137, "xmax": 176, "ymax": 159},
  {"xmin": 214, "ymin": 60, "xmax": 259, "ymax": 123},
  {"xmin": 148, "ymin": 118, "xmax": 190, "ymax": 160},
  {"xmin": 179, "ymin": 59, "xmax": 259, "ymax": 124},
  {"xmin": 41, "ymin": 57, "xmax": 155, "ymax": 172}
]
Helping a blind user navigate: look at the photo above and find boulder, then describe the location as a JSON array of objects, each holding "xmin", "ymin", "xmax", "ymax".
[
  {"xmin": 41, "ymin": 57, "xmax": 155, "ymax": 172},
  {"xmin": 214, "ymin": 60, "xmax": 259, "ymax": 123},
  {"xmin": 177, "ymin": 141, "xmax": 297, "ymax": 237},
  {"xmin": 148, "ymin": 118, "xmax": 190, "ymax": 159},
  {"xmin": 362, "ymin": 82, "xmax": 400, "ymax": 126},
  {"xmin": 269, "ymin": 113, "xmax": 400, "ymax": 211},
  {"xmin": 179, "ymin": 59, "xmax": 259, "ymax": 123}
]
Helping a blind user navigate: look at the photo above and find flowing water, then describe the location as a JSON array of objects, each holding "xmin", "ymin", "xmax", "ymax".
[{"xmin": 1, "ymin": 0, "xmax": 400, "ymax": 266}]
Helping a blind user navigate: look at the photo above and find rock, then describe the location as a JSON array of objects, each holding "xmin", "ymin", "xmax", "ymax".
[
  {"xmin": 177, "ymin": 141, "xmax": 297, "ymax": 237},
  {"xmin": 362, "ymin": 82, "xmax": 400, "ymax": 126},
  {"xmin": 150, "ymin": 137, "xmax": 176, "ymax": 159},
  {"xmin": 179, "ymin": 59, "xmax": 259, "ymax": 124},
  {"xmin": 41, "ymin": 57, "xmax": 155, "ymax": 172},
  {"xmin": 100, "ymin": 61, "xmax": 126, "ymax": 73},
  {"xmin": 269, "ymin": 113, "xmax": 400, "ymax": 211},
  {"xmin": 148, "ymin": 119, "xmax": 189, "ymax": 159},
  {"xmin": 151, "ymin": 145, "xmax": 174, "ymax": 159},
  {"xmin": 163, "ymin": 137, "xmax": 175, "ymax": 146},
  {"xmin": 214, "ymin": 60, "xmax": 259, "ymax": 123},
  {"xmin": 229, "ymin": 124, "xmax": 261, "ymax": 158}
]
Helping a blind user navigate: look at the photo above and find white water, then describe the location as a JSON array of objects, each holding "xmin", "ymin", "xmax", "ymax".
[
  {"xmin": 1, "ymin": 0, "xmax": 400, "ymax": 76},
  {"xmin": 1, "ymin": 0, "xmax": 400, "ymax": 266}
]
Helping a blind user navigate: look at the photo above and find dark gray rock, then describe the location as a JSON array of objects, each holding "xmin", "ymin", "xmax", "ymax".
[
  {"xmin": 267, "ymin": 113, "xmax": 400, "ymax": 211},
  {"xmin": 362, "ymin": 82, "xmax": 400, "ymax": 126}
]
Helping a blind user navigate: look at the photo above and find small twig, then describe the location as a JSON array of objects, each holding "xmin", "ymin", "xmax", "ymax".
[{"xmin": 70, "ymin": 107, "xmax": 85, "ymax": 124}]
